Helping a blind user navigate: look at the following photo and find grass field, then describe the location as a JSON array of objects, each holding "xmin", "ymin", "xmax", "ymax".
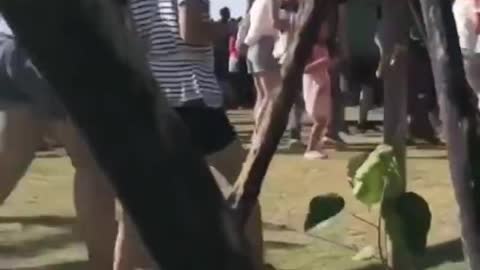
[{"xmin": 0, "ymin": 111, "xmax": 466, "ymax": 270}]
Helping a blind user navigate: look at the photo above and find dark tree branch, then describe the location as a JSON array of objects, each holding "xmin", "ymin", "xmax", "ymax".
[
  {"xmin": 377, "ymin": 0, "xmax": 413, "ymax": 268},
  {"xmin": 228, "ymin": 0, "xmax": 330, "ymax": 226},
  {"xmin": 420, "ymin": 0, "xmax": 480, "ymax": 268},
  {"xmin": 0, "ymin": 0, "xmax": 253, "ymax": 269}
]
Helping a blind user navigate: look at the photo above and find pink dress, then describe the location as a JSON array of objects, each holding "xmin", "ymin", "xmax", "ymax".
[{"xmin": 303, "ymin": 44, "xmax": 331, "ymax": 124}]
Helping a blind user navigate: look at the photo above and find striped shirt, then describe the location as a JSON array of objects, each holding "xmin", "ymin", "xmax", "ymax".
[{"xmin": 129, "ymin": 0, "xmax": 223, "ymax": 108}]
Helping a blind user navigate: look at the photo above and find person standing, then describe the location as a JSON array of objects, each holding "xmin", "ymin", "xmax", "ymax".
[
  {"xmin": 229, "ymin": 19, "xmax": 254, "ymax": 108},
  {"xmin": 341, "ymin": 0, "xmax": 382, "ymax": 132},
  {"xmin": 0, "ymin": 14, "xmax": 117, "ymax": 270},
  {"xmin": 325, "ymin": 0, "xmax": 348, "ymax": 145},
  {"xmin": 244, "ymin": 0, "xmax": 283, "ymax": 131},
  {"xmin": 302, "ymin": 17, "xmax": 335, "ymax": 159},
  {"xmin": 214, "ymin": 7, "xmax": 237, "ymax": 107},
  {"xmin": 114, "ymin": 0, "xmax": 265, "ymax": 269}
]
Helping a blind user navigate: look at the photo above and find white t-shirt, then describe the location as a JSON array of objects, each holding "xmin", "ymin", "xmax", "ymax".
[
  {"xmin": 0, "ymin": 15, "xmax": 13, "ymax": 36},
  {"xmin": 453, "ymin": 0, "xmax": 480, "ymax": 55},
  {"xmin": 244, "ymin": 0, "xmax": 279, "ymax": 46}
]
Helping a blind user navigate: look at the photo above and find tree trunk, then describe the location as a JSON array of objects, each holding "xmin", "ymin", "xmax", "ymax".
[
  {"xmin": 228, "ymin": 0, "xmax": 330, "ymax": 226},
  {"xmin": 0, "ymin": 1, "xmax": 253, "ymax": 270},
  {"xmin": 420, "ymin": 0, "xmax": 480, "ymax": 268},
  {"xmin": 377, "ymin": 0, "xmax": 413, "ymax": 268}
]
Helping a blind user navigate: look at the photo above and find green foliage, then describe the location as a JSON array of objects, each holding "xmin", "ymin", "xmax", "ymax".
[
  {"xmin": 348, "ymin": 144, "xmax": 431, "ymax": 261},
  {"xmin": 304, "ymin": 193, "xmax": 345, "ymax": 231},
  {"xmin": 351, "ymin": 145, "xmax": 402, "ymax": 207},
  {"xmin": 395, "ymin": 192, "xmax": 432, "ymax": 255},
  {"xmin": 305, "ymin": 144, "xmax": 432, "ymax": 263}
]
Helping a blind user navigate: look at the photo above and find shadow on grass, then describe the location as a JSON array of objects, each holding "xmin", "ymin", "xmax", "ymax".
[
  {"xmin": 0, "ymin": 215, "xmax": 79, "ymax": 257},
  {"xmin": 353, "ymin": 239, "xmax": 464, "ymax": 270},
  {"xmin": 0, "ymin": 216, "xmax": 75, "ymax": 226},
  {"xmin": 0, "ymin": 261, "xmax": 87, "ymax": 270},
  {"xmin": 408, "ymin": 155, "xmax": 447, "ymax": 160},
  {"xmin": 0, "ymin": 230, "xmax": 79, "ymax": 257},
  {"xmin": 265, "ymin": 240, "xmax": 307, "ymax": 250}
]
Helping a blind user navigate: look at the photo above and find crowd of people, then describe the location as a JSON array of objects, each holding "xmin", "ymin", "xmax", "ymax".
[
  {"xmin": 0, "ymin": 0, "xmax": 478, "ymax": 269},
  {"xmin": 213, "ymin": 0, "xmax": 479, "ymax": 158}
]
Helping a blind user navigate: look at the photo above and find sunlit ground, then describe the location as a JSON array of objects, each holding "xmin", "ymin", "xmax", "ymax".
[{"xmin": 0, "ymin": 110, "xmax": 465, "ymax": 270}]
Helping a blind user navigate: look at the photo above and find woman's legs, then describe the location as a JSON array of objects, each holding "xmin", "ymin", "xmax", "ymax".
[
  {"xmin": 114, "ymin": 139, "xmax": 265, "ymax": 270},
  {"xmin": 208, "ymin": 139, "xmax": 264, "ymax": 270},
  {"xmin": 306, "ymin": 119, "xmax": 328, "ymax": 152},
  {"xmin": 255, "ymin": 70, "xmax": 282, "ymax": 129},
  {"xmin": 303, "ymin": 73, "xmax": 331, "ymax": 159},
  {"xmin": 0, "ymin": 104, "xmax": 43, "ymax": 204},
  {"xmin": 252, "ymin": 75, "xmax": 265, "ymax": 129},
  {"xmin": 56, "ymin": 119, "xmax": 117, "ymax": 270}
]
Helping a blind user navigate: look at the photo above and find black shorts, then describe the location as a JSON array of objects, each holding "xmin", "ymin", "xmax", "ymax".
[{"xmin": 175, "ymin": 107, "xmax": 237, "ymax": 156}]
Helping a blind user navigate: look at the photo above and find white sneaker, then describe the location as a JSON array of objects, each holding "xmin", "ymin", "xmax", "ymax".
[{"xmin": 304, "ymin": 150, "xmax": 328, "ymax": 160}]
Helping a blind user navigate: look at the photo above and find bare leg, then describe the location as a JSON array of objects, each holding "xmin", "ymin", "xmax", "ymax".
[
  {"xmin": 115, "ymin": 139, "xmax": 265, "ymax": 270},
  {"xmin": 257, "ymin": 71, "xmax": 282, "ymax": 128},
  {"xmin": 0, "ymin": 105, "xmax": 42, "ymax": 204},
  {"xmin": 306, "ymin": 118, "xmax": 328, "ymax": 152},
  {"xmin": 208, "ymin": 139, "xmax": 264, "ymax": 270},
  {"xmin": 287, "ymin": 95, "xmax": 304, "ymax": 141},
  {"xmin": 303, "ymin": 72, "xmax": 331, "ymax": 159},
  {"xmin": 253, "ymin": 75, "xmax": 265, "ymax": 129},
  {"xmin": 56, "ymin": 119, "xmax": 117, "ymax": 270}
]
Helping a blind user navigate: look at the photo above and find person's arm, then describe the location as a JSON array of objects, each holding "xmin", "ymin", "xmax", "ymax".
[
  {"xmin": 304, "ymin": 57, "xmax": 330, "ymax": 73},
  {"xmin": 177, "ymin": 0, "xmax": 225, "ymax": 45}
]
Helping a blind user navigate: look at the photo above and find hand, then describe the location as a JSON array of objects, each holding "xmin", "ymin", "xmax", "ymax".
[
  {"xmin": 226, "ymin": 181, "xmax": 245, "ymax": 210},
  {"xmin": 274, "ymin": 19, "xmax": 289, "ymax": 32}
]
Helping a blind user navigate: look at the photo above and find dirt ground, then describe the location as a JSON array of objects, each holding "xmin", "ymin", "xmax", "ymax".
[{"xmin": 0, "ymin": 111, "xmax": 466, "ymax": 270}]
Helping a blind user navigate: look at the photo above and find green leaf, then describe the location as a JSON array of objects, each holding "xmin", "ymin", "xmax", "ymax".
[
  {"xmin": 395, "ymin": 192, "xmax": 432, "ymax": 255},
  {"xmin": 352, "ymin": 145, "xmax": 403, "ymax": 207},
  {"xmin": 353, "ymin": 161, "xmax": 385, "ymax": 206},
  {"xmin": 304, "ymin": 193, "xmax": 345, "ymax": 231},
  {"xmin": 347, "ymin": 151, "xmax": 371, "ymax": 179}
]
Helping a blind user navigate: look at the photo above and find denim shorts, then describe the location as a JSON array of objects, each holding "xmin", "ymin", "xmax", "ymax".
[
  {"xmin": 0, "ymin": 34, "xmax": 65, "ymax": 118},
  {"xmin": 247, "ymin": 36, "xmax": 281, "ymax": 74}
]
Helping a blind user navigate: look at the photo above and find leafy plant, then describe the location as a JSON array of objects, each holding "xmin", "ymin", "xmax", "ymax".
[
  {"xmin": 350, "ymin": 144, "xmax": 432, "ymax": 261},
  {"xmin": 304, "ymin": 144, "xmax": 432, "ymax": 269}
]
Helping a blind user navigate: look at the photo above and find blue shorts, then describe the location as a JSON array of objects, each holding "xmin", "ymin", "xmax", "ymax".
[{"xmin": 0, "ymin": 34, "xmax": 65, "ymax": 118}]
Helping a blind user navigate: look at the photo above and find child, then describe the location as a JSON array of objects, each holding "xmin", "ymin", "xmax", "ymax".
[{"xmin": 303, "ymin": 23, "xmax": 332, "ymax": 159}]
